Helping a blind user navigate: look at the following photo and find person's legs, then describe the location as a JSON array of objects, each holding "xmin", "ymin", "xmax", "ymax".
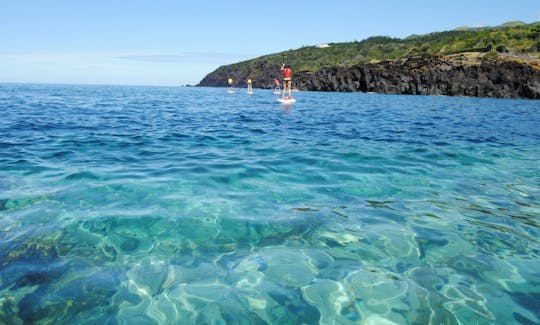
[{"xmin": 287, "ymin": 81, "xmax": 292, "ymax": 98}]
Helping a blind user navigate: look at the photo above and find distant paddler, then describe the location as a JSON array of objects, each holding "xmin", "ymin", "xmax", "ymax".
[
  {"xmin": 273, "ymin": 79, "xmax": 281, "ymax": 94},
  {"xmin": 247, "ymin": 78, "xmax": 253, "ymax": 94},
  {"xmin": 227, "ymin": 78, "xmax": 234, "ymax": 93}
]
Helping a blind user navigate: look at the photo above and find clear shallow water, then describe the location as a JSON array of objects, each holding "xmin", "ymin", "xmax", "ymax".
[{"xmin": 0, "ymin": 83, "xmax": 539, "ymax": 324}]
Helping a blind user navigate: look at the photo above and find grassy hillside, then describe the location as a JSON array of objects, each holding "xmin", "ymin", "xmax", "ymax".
[{"xmin": 231, "ymin": 21, "xmax": 540, "ymax": 73}]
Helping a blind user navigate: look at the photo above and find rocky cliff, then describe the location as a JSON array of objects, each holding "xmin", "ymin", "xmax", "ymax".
[{"xmin": 198, "ymin": 54, "xmax": 540, "ymax": 99}]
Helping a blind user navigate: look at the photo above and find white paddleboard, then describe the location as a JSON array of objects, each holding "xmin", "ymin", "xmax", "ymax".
[
  {"xmin": 278, "ymin": 98, "xmax": 296, "ymax": 104},
  {"xmin": 227, "ymin": 90, "xmax": 234, "ymax": 94},
  {"xmin": 247, "ymin": 91, "xmax": 253, "ymax": 95},
  {"xmin": 273, "ymin": 91, "xmax": 281, "ymax": 95}
]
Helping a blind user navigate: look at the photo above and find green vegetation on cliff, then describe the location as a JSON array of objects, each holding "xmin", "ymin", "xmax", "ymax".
[{"xmin": 228, "ymin": 21, "xmax": 540, "ymax": 73}]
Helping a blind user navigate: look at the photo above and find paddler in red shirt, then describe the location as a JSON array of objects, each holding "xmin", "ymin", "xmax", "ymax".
[{"xmin": 281, "ymin": 63, "xmax": 293, "ymax": 99}]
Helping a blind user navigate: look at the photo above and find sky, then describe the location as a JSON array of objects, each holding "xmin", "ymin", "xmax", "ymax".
[{"xmin": 1, "ymin": 0, "xmax": 539, "ymax": 86}]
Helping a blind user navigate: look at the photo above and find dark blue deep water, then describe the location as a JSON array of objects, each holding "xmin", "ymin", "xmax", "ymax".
[{"xmin": 0, "ymin": 83, "xmax": 539, "ymax": 324}]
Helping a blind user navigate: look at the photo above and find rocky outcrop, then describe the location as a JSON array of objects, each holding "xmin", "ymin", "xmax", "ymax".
[
  {"xmin": 198, "ymin": 61, "xmax": 282, "ymax": 89},
  {"xmin": 198, "ymin": 54, "xmax": 540, "ymax": 99}
]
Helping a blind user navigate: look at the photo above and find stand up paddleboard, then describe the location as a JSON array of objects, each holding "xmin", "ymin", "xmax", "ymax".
[
  {"xmin": 247, "ymin": 91, "xmax": 253, "ymax": 95},
  {"xmin": 227, "ymin": 90, "xmax": 234, "ymax": 94},
  {"xmin": 278, "ymin": 98, "xmax": 296, "ymax": 104},
  {"xmin": 273, "ymin": 90, "xmax": 281, "ymax": 95}
]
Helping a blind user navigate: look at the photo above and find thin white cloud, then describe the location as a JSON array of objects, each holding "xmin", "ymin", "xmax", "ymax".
[
  {"xmin": 0, "ymin": 51, "xmax": 246, "ymax": 85},
  {"xmin": 116, "ymin": 52, "xmax": 257, "ymax": 64},
  {"xmin": 0, "ymin": 53, "xmax": 96, "ymax": 63},
  {"xmin": 0, "ymin": 51, "xmax": 257, "ymax": 65}
]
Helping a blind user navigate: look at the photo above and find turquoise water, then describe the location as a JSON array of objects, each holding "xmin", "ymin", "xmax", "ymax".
[{"xmin": 0, "ymin": 83, "xmax": 539, "ymax": 324}]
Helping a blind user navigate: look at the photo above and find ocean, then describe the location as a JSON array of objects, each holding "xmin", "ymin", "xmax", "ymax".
[{"xmin": 0, "ymin": 83, "xmax": 539, "ymax": 324}]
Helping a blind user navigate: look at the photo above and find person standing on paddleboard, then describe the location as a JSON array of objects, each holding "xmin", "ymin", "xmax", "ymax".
[
  {"xmin": 228, "ymin": 78, "xmax": 233, "ymax": 92},
  {"xmin": 281, "ymin": 64, "xmax": 293, "ymax": 99},
  {"xmin": 247, "ymin": 78, "xmax": 252, "ymax": 93}
]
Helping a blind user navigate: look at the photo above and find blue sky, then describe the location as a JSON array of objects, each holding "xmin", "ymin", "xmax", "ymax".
[{"xmin": 1, "ymin": 0, "xmax": 538, "ymax": 86}]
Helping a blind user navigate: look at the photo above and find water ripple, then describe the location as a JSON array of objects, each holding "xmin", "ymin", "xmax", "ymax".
[{"xmin": 0, "ymin": 84, "xmax": 539, "ymax": 324}]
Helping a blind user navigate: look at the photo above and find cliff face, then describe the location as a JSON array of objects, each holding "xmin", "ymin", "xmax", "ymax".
[
  {"xmin": 198, "ymin": 54, "xmax": 540, "ymax": 99},
  {"xmin": 296, "ymin": 54, "xmax": 540, "ymax": 99}
]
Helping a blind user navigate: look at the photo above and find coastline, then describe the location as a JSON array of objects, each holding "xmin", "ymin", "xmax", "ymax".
[{"xmin": 198, "ymin": 53, "xmax": 540, "ymax": 99}]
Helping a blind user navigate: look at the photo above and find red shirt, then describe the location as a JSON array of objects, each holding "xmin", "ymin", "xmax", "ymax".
[{"xmin": 282, "ymin": 68, "xmax": 292, "ymax": 78}]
